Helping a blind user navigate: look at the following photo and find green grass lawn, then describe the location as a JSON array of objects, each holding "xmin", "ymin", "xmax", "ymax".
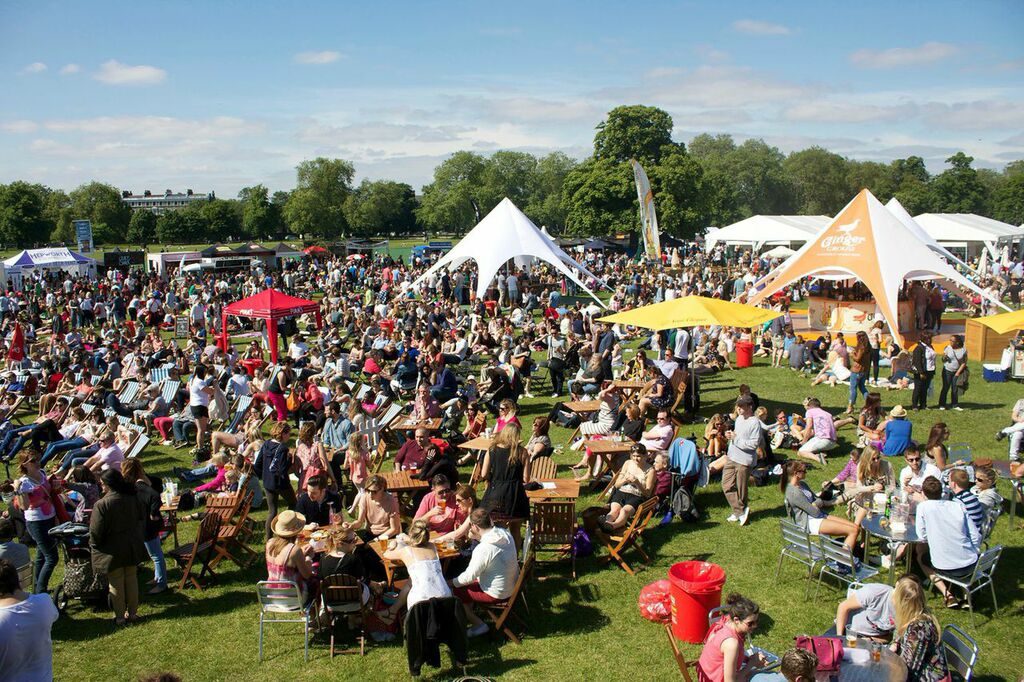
[{"xmin": 45, "ymin": 354, "xmax": 1024, "ymax": 681}]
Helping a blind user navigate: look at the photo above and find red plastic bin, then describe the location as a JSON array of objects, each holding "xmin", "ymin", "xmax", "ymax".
[
  {"xmin": 735, "ymin": 341, "xmax": 754, "ymax": 369},
  {"xmin": 669, "ymin": 561, "xmax": 726, "ymax": 643}
]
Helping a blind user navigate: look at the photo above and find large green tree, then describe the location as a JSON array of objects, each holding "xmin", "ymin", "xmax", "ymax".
[
  {"xmin": 283, "ymin": 158, "xmax": 355, "ymax": 238},
  {"xmin": 594, "ymin": 105, "xmax": 675, "ymax": 164},
  {"xmin": 417, "ymin": 151, "xmax": 487, "ymax": 234},
  {"xmin": 784, "ymin": 147, "xmax": 851, "ymax": 215},
  {"xmin": 929, "ymin": 152, "xmax": 988, "ymax": 213},
  {"xmin": 478, "ymin": 150, "xmax": 538, "ymax": 210},
  {"xmin": 651, "ymin": 145, "xmax": 707, "ymax": 237},
  {"xmin": 155, "ymin": 211, "xmax": 188, "ymax": 243},
  {"xmin": 992, "ymin": 162, "xmax": 1024, "ymax": 225},
  {"xmin": 562, "ymin": 157, "xmax": 634, "ymax": 236},
  {"xmin": 201, "ymin": 199, "xmax": 243, "ymax": 242},
  {"xmin": 524, "ymin": 152, "xmax": 577, "ymax": 231},
  {"xmin": 126, "ymin": 210, "xmax": 157, "ymax": 247},
  {"xmin": 239, "ymin": 185, "xmax": 276, "ymax": 239},
  {"xmin": 846, "ymin": 161, "xmax": 896, "ymax": 203},
  {"xmin": 42, "ymin": 188, "xmax": 73, "ymax": 243},
  {"xmin": 68, "ymin": 181, "xmax": 131, "ymax": 243},
  {"xmin": 344, "ymin": 180, "xmax": 418, "ymax": 237},
  {"xmin": 0, "ymin": 182, "xmax": 49, "ymax": 247}
]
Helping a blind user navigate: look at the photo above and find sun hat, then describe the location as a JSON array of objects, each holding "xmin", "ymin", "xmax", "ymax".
[
  {"xmin": 890, "ymin": 405, "xmax": 907, "ymax": 418},
  {"xmin": 271, "ymin": 510, "xmax": 306, "ymax": 538}
]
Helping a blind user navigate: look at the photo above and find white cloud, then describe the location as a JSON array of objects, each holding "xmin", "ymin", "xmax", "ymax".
[
  {"xmin": 601, "ymin": 64, "xmax": 815, "ymax": 109},
  {"xmin": 294, "ymin": 51, "xmax": 343, "ymax": 65},
  {"xmin": 731, "ymin": 19, "xmax": 792, "ymax": 36},
  {"xmin": 59, "ymin": 63, "xmax": 80, "ymax": 75},
  {"xmin": 42, "ymin": 115, "xmax": 264, "ymax": 140},
  {"xmin": 919, "ymin": 100, "xmax": 1024, "ymax": 130},
  {"xmin": 21, "ymin": 62, "xmax": 47, "ymax": 74},
  {"xmin": 849, "ymin": 42, "xmax": 960, "ymax": 69},
  {"xmin": 784, "ymin": 101, "xmax": 912, "ymax": 124},
  {"xmin": 93, "ymin": 60, "xmax": 167, "ymax": 86},
  {"xmin": 1, "ymin": 120, "xmax": 39, "ymax": 133}
]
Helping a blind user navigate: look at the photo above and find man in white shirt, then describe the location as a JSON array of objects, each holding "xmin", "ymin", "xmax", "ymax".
[
  {"xmin": 0, "ymin": 559, "xmax": 59, "ymax": 682},
  {"xmin": 994, "ymin": 397, "xmax": 1024, "ymax": 461},
  {"xmin": 898, "ymin": 445, "xmax": 941, "ymax": 492},
  {"xmin": 673, "ymin": 328, "xmax": 690, "ymax": 368},
  {"xmin": 449, "ymin": 509, "xmax": 519, "ymax": 637},
  {"xmin": 915, "ymin": 476, "xmax": 981, "ymax": 607}
]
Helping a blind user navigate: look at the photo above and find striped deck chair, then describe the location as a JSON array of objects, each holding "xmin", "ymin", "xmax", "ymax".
[
  {"xmin": 160, "ymin": 380, "xmax": 181, "ymax": 405},
  {"xmin": 354, "ymin": 384, "xmax": 370, "ymax": 402},
  {"xmin": 224, "ymin": 395, "xmax": 254, "ymax": 434},
  {"xmin": 376, "ymin": 402, "xmax": 404, "ymax": 433},
  {"xmin": 117, "ymin": 381, "xmax": 141, "ymax": 404},
  {"xmin": 125, "ymin": 433, "xmax": 150, "ymax": 459},
  {"xmin": 149, "ymin": 367, "xmax": 170, "ymax": 383},
  {"xmin": 81, "ymin": 403, "xmax": 96, "ymax": 415}
]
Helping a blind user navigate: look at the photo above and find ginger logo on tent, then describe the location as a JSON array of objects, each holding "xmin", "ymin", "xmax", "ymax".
[{"xmin": 820, "ymin": 218, "xmax": 866, "ymax": 253}]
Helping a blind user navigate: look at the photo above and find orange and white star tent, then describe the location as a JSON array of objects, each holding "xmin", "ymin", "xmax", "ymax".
[{"xmin": 749, "ymin": 189, "xmax": 1003, "ymax": 347}]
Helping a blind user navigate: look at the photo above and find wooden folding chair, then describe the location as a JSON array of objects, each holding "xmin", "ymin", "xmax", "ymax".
[
  {"xmin": 530, "ymin": 456, "xmax": 557, "ymax": 482},
  {"xmin": 320, "ymin": 574, "xmax": 369, "ymax": 657},
  {"xmin": 169, "ymin": 513, "xmax": 223, "ymax": 590},
  {"xmin": 530, "ymin": 500, "xmax": 577, "ymax": 579},
  {"xmin": 602, "ymin": 497, "xmax": 659, "ymax": 576},
  {"xmin": 212, "ymin": 490, "xmax": 258, "ymax": 569},
  {"xmin": 668, "ymin": 369, "xmax": 688, "ymax": 424},
  {"xmin": 482, "ymin": 552, "xmax": 534, "ymax": 644},
  {"xmin": 664, "ymin": 621, "xmax": 697, "ymax": 681},
  {"xmin": 369, "ymin": 438, "xmax": 389, "ymax": 473}
]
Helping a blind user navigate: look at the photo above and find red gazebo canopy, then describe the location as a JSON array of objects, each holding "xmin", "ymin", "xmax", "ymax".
[{"xmin": 220, "ymin": 289, "xmax": 322, "ymax": 363}]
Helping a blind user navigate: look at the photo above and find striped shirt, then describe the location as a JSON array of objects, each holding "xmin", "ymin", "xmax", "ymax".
[{"xmin": 954, "ymin": 489, "xmax": 986, "ymax": 534}]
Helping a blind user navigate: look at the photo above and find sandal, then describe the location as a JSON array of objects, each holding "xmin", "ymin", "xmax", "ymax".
[{"xmin": 943, "ymin": 594, "xmax": 961, "ymax": 609}]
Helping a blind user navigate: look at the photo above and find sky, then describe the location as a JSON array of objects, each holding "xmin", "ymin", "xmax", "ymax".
[{"xmin": 1, "ymin": 0, "xmax": 1023, "ymax": 197}]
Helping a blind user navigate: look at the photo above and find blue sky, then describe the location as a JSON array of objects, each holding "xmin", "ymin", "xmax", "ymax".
[{"xmin": 1, "ymin": 0, "xmax": 1022, "ymax": 196}]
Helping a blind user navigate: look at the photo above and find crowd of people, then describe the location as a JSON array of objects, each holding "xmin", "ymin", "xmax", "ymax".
[{"xmin": 0, "ymin": 239, "xmax": 1017, "ymax": 680}]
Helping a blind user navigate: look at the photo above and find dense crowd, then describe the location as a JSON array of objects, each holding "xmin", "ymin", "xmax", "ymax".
[{"xmin": 0, "ymin": 241, "xmax": 1020, "ymax": 680}]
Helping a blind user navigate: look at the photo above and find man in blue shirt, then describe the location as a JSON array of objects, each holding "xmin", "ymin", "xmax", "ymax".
[{"xmin": 916, "ymin": 476, "xmax": 980, "ymax": 608}]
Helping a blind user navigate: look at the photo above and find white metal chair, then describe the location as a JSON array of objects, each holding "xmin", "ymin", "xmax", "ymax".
[
  {"xmin": 776, "ymin": 520, "xmax": 825, "ymax": 598},
  {"xmin": 935, "ymin": 545, "xmax": 1003, "ymax": 626},
  {"xmin": 941, "ymin": 624, "xmax": 978, "ymax": 681},
  {"xmin": 256, "ymin": 580, "xmax": 314, "ymax": 662},
  {"xmin": 980, "ymin": 506, "xmax": 1001, "ymax": 550},
  {"xmin": 813, "ymin": 536, "xmax": 879, "ymax": 601}
]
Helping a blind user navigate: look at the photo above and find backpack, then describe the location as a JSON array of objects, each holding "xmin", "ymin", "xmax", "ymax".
[{"xmin": 671, "ymin": 486, "xmax": 699, "ymax": 522}]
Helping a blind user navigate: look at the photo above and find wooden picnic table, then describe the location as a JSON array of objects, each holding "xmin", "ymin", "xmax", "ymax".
[
  {"xmin": 369, "ymin": 536, "xmax": 462, "ymax": 587},
  {"xmin": 296, "ymin": 523, "xmax": 364, "ymax": 553},
  {"xmin": 391, "ymin": 417, "xmax": 443, "ymax": 432},
  {"xmin": 380, "ymin": 470, "xmax": 430, "ymax": 493},
  {"xmin": 562, "ymin": 400, "xmax": 601, "ymax": 414},
  {"xmin": 583, "ymin": 438, "xmax": 635, "ymax": 490},
  {"xmin": 527, "ymin": 478, "xmax": 580, "ymax": 501},
  {"xmin": 457, "ymin": 435, "xmax": 494, "ymax": 451}
]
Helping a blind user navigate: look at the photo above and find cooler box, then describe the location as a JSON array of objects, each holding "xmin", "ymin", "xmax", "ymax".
[{"xmin": 983, "ymin": 366, "xmax": 1008, "ymax": 382}]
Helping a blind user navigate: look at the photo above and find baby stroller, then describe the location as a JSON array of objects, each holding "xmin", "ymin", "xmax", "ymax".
[{"xmin": 48, "ymin": 521, "xmax": 108, "ymax": 613}]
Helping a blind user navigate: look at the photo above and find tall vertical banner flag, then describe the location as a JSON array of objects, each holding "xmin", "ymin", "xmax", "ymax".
[
  {"xmin": 630, "ymin": 159, "xmax": 662, "ymax": 260},
  {"xmin": 73, "ymin": 219, "xmax": 93, "ymax": 253}
]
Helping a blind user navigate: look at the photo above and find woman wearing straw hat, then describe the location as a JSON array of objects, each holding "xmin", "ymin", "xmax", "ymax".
[
  {"xmin": 880, "ymin": 405, "xmax": 913, "ymax": 457},
  {"xmin": 265, "ymin": 510, "xmax": 315, "ymax": 603}
]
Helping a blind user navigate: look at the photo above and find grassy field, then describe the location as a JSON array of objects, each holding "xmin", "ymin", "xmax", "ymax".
[{"xmin": 40, "ymin": 347, "xmax": 1024, "ymax": 682}]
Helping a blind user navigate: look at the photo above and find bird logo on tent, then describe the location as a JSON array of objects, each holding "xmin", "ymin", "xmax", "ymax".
[{"xmin": 836, "ymin": 219, "xmax": 860, "ymax": 234}]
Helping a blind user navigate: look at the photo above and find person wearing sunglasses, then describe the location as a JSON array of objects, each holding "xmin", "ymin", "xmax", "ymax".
[{"xmin": 898, "ymin": 445, "xmax": 941, "ymax": 496}]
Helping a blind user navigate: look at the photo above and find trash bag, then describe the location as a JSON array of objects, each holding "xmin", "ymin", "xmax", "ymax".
[
  {"xmin": 638, "ymin": 579, "xmax": 672, "ymax": 623},
  {"xmin": 572, "ymin": 526, "xmax": 593, "ymax": 557}
]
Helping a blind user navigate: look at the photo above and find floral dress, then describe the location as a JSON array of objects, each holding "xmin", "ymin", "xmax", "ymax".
[{"xmin": 897, "ymin": 619, "xmax": 949, "ymax": 682}]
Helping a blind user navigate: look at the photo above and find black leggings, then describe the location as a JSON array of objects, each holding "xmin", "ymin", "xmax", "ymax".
[
  {"xmin": 912, "ymin": 371, "xmax": 934, "ymax": 409},
  {"xmin": 264, "ymin": 484, "xmax": 297, "ymax": 539}
]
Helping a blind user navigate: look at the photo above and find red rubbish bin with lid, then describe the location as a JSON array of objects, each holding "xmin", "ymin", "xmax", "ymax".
[
  {"xmin": 669, "ymin": 561, "xmax": 726, "ymax": 643},
  {"xmin": 735, "ymin": 341, "xmax": 754, "ymax": 368}
]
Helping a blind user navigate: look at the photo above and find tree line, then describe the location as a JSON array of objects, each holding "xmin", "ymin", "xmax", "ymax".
[{"xmin": 1, "ymin": 104, "xmax": 1021, "ymax": 248}]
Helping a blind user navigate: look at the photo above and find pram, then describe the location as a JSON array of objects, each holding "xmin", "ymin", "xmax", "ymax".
[{"xmin": 48, "ymin": 521, "xmax": 108, "ymax": 613}]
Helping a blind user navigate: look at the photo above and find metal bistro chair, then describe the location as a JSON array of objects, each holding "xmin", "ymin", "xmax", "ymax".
[
  {"xmin": 776, "ymin": 520, "xmax": 825, "ymax": 598},
  {"xmin": 936, "ymin": 545, "xmax": 1003, "ymax": 627},
  {"xmin": 257, "ymin": 580, "xmax": 315, "ymax": 662},
  {"xmin": 941, "ymin": 624, "xmax": 979, "ymax": 681},
  {"xmin": 812, "ymin": 536, "xmax": 879, "ymax": 601}
]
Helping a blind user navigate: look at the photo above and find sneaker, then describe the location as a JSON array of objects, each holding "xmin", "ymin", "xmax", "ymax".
[
  {"xmin": 738, "ymin": 507, "xmax": 750, "ymax": 526},
  {"xmin": 162, "ymin": 440, "xmax": 173, "ymax": 446},
  {"xmin": 551, "ymin": 392, "xmax": 560, "ymax": 398},
  {"xmin": 938, "ymin": 406, "xmax": 946, "ymax": 411},
  {"xmin": 817, "ymin": 453, "xmax": 827, "ymax": 466},
  {"xmin": 881, "ymin": 555, "xmax": 892, "ymax": 569},
  {"xmin": 996, "ymin": 431, "xmax": 1007, "ymax": 442},
  {"xmin": 953, "ymin": 406, "xmax": 964, "ymax": 412},
  {"xmin": 726, "ymin": 514, "xmax": 739, "ymax": 523},
  {"xmin": 467, "ymin": 623, "xmax": 489, "ymax": 638},
  {"xmin": 523, "ymin": 393, "xmax": 535, "ymax": 399}
]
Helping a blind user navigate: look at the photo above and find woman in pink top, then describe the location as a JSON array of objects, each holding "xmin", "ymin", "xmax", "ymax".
[
  {"xmin": 696, "ymin": 593, "xmax": 767, "ymax": 682},
  {"xmin": 494, "ymin": 399, "xmax": 521, "ymax": 433}
]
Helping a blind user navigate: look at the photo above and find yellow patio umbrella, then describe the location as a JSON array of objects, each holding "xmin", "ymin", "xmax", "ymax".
[
  {"xmin": 973, "ymin": 308, "xmax": 1024, "ymax": 335},
  {"xmin": 597, "ymin": 295, "xmax": 782, "ymax": 331}
]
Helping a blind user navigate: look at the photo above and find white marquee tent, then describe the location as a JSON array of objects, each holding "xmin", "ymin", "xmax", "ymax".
[
  {"xmin": 704, "ymin": 215, "xmax": 831, "ymax": 252},
  {"xmin": 885, "ymin": 199, "xmax": 975, "ymax": 273},
  {"xmin": 413, "ymin": 198, "xmax": 607, "ymax": 305},
  {"xmin": 913, "ymin": 213, "xmax": 1022, "ymax": 258}
]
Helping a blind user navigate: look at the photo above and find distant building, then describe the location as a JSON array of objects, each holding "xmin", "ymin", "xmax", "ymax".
[{"xmin": 121, "ymin": 188, "xmax": 214, "ymax": 214}]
